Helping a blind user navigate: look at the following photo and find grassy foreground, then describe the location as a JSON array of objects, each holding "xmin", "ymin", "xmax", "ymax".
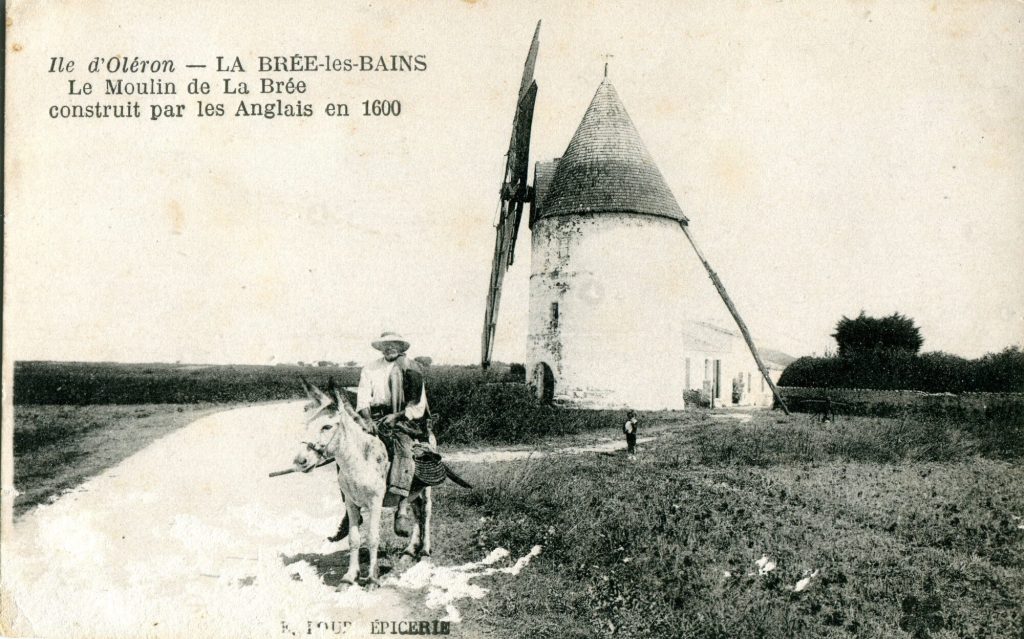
[{"xmin": 428, "ymin": 411, "xmax": 1024, "ymax": 638}]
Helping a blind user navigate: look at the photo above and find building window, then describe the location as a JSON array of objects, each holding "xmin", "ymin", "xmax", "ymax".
[
  {"xmin": 550, "ymin": 302, "xmax": 559, "ymax": 329},
  {"xmin": 557, "ymin": 235, "xmax": 569, "ymax": 260},
  {"xmin": 685, "ymin": 358, "xmax": 691, "ymax": 389}
]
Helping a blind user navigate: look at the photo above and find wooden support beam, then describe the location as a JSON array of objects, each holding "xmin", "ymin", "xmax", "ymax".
[{"xmin": 679, "ymin": 222, "xmax": 790, "ymax": 415}]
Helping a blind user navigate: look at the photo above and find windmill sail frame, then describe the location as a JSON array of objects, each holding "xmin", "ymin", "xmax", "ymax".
[{"xmin": 481, "ymin": 21, "xmax": 540, "ymax": 368}]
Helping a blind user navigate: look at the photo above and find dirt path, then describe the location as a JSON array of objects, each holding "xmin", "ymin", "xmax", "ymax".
[
  {"xmin": 0, "ymin": 402, "xmax": 554, "ymax": 638},
  {"xmin": 444, "ymin": 434, "xmax": 659, "ymax": 463},
  {"xmin": 444, "ymin": 406, "xmax": 755, "ymax": 463}
]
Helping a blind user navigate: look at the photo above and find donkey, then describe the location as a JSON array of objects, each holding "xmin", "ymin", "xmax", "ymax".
[{"xmin": 292, "ymin": 378, "xmax": 434, "ymax": 587}]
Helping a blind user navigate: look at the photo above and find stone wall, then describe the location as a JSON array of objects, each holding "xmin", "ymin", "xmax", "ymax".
[{"xmin": 778, "ymin": 386, "xmax": 1024, "ymax": 417}]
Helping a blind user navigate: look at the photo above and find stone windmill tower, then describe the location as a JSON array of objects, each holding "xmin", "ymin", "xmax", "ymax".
[{"xmin": 482, "ymin": 22, "xmax": 788, "ymax": 411}]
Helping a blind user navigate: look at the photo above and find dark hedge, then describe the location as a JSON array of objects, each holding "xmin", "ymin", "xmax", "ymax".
[{"xmin": 777, "ymin": 347, "xmax": 1024, "ymax": 393}]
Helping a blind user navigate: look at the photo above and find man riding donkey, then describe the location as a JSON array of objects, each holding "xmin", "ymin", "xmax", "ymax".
[{"xmin": 330, "ymin": 331, "xmax": 432, "ymax": 541}]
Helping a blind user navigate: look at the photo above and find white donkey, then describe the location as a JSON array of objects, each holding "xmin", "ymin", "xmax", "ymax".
[{"xmin": 292, "ymin": 378, "xmax": 435, "ymax": 587}]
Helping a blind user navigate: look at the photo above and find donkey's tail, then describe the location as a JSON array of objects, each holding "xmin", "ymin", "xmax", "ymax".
[{"xmin": 442, "ymin": 463, "xmax": 473, "ymax": 489}]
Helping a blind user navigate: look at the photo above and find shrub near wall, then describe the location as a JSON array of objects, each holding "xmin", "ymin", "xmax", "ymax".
[{"xmin": 429, "ymin": 379, "xmax": 619, "ymax": 445}]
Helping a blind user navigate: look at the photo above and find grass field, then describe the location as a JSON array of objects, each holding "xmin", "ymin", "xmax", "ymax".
[{"xmin": 425, "ymin": 411, "xmax": 1024, "ymax": 638}]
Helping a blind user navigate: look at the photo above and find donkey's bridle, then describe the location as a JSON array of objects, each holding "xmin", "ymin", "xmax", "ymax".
[{"xmin": 300, "ymin": 407, "xmax": 343, "ymax": 460}]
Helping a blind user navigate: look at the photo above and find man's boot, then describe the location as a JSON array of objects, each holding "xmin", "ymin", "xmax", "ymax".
[{"xmin": 394, "ymin": 498, "xmax": 415, "ymax": 537}]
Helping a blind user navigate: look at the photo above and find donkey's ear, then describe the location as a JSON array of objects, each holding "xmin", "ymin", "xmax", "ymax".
[
  {"xmin": 300, "ymin": 376, "xmax": 315, "ymax": 396},
  {"xmin": 326, "ymin": 378, "xmax": 345, "ymax": 408},
  {"xmin": 333, "ymin": 385, "xmax": 356, "ymax": 414},
  {"xmin": 332, "ymin": 387, "xmax": 371, "ymax": 432},
  {"xmin": 300, "ymin": 376, "xmax": 329, "ymax": 404}
]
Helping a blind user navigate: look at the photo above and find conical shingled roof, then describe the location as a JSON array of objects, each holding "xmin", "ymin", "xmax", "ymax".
[{"xmin": 537, "ymin": 80, "xmax": 687, "ymax": 223}]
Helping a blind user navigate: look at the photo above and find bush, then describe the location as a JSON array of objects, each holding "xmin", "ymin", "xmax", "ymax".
[
  {"xmin": 832, "ymin": 311, "xmax": 923, "ymax": 357},
  {"xmin": 508, "ymin": 362, "xmax": 526, "ymax": 382},
  {"xmin": 430, "ymin": 380, "xmax": 618, "ymax": 445},
  {"xmin": 976, "ymin": 347, "xmax": 1024, "ymax": 391},
  {"xmin": 683, "ymin": 389, "xmax": 708, "ymax": 408}
]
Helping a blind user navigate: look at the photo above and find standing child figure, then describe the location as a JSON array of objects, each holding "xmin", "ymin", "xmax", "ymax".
[{"xmin": 623, "ymin": 410, "xmax": 639, "ymax": 455}]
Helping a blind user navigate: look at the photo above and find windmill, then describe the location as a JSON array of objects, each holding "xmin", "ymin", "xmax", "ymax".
[
  {"xmin": 480, "ymin": 22, "xmax": 789, "ymax": 414},
  {"xmin": 481, "ymin": 20, "xmax": 540, "ymax": 369}
]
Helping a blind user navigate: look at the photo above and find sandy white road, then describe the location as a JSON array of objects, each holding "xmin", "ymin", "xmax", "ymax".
[{"xmin": 2, "ymin": 402, "xmax": 435, "ymax": 638}]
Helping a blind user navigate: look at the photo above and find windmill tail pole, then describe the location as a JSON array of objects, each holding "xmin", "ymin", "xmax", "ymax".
[{"xmin": 679, "ymin": 222, "xmax": 790, "ymax": 415}]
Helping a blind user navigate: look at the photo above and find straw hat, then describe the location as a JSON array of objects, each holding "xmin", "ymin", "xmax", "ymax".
[{"xmin": 371, "ymin": 331, "xmax": 410, "ymax": 352}]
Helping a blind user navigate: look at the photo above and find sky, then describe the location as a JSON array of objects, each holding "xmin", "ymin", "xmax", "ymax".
[{"xmin": 5, "ymin": 0, "xmax": 1023, "ymax": 366}]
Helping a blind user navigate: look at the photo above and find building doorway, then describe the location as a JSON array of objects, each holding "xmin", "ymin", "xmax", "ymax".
[
  {"xmin": 532, "ymin": 362, "xmax": 555, "ymax": 403},
  {"xmin": 711, "ymin": 359, "xmax": 722, "ymax": 408}
]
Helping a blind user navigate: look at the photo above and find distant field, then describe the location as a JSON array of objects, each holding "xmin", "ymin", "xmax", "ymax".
[{"xmin": 13, "ymin": 361, "xmax": 363, "ymax": 405}]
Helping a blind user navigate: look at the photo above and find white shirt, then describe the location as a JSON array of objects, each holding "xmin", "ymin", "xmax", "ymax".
[{"xmin": 356, "ymin": 357, "xmax": 429, "ymax": 420}]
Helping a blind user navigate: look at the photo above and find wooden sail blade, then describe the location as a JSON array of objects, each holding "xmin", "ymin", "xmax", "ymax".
[
  {"xmin": 518, "ymin": 21, "xmax": 541, "ymax": 103},
  {"xmin": 509, "ymin": 82, "xmax": 538, "ymax": 185},
  {"xmin": 482, "ymin": 208, "xmax": 509, "ymax": 367},
  {"xmin": 505, "ymin": 81, "xmax": 537, "ymax": 265},
  {"xmin": 481, "ymin": 24, "xmax": 541, "ymax": 368},
  {"xmin": 482, "ymin": 84, "xmax": 537, "ymax": 366},
  {"xmin": 678, "ymin": 222, "xmax": 791, "ymax": 414}
]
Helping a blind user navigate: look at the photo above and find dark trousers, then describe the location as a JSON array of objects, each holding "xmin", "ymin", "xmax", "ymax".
[
  {"xmin": 626, "ymin": 433, "xmax": 637, "ymax": 454},
  {"xmin": 371, "ymin": 405, "xmax": 416, "ymax": 498},
  {"xmin": 388, "ymin": 432, "xmax": 415, "ymax": 497}
]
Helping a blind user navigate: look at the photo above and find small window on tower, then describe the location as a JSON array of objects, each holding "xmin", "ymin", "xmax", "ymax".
[{"xmin": 550, "ymin": 302, "xmax": 559, "ymax": 329}]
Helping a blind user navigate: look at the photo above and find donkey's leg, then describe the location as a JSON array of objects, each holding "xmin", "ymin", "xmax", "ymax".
[
  {"xmin": 365, "ymin": 503, "xmax": 383, "ymax": 587},
  {"xmin": 419, "ymin": 488, "xmax": 433, "ymax": 557},
  {"xmin": 400, "ymin": 499, "xmax": 421, "ymax": 561},
  {"xmin": 340, "ymin": 502, "xmax": 362, "ymax": 586}
]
